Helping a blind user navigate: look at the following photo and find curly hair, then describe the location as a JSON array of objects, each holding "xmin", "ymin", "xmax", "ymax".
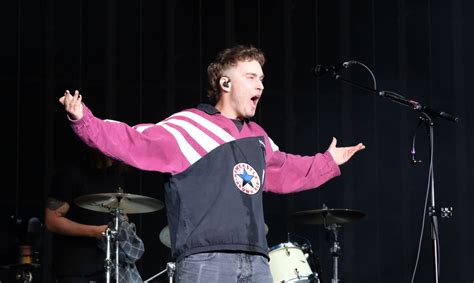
[{"xmin": 207, "ymin": 45, "xmax": 265, "ymax": 102}]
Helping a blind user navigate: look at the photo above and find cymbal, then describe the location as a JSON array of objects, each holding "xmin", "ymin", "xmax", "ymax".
[
  {"xmin": 292, "ymin": 208, "xmax": 365, "ymax": 225},
  {"xmin": 74, "ymin": 192, "xmax": 164, "ymax": 214},
  {"xmin": 158, "ymin": 223, "xmax": 269, "ymax": 249}
]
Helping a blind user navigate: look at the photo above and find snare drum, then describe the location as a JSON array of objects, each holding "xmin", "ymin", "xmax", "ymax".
[{"xmin": 268, "ymin": 242, "xmax": 318, "ymax": 283}]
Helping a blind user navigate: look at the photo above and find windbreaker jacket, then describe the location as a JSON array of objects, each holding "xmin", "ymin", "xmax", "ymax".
[{"xmin": 70, "ymin": 103, "xmax": 341, "ymax": 260}]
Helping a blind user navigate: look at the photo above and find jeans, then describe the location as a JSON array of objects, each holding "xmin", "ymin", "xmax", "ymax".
[{"xmin": 175, "ymin": 252, "xmax": 273, "ymax": 283}]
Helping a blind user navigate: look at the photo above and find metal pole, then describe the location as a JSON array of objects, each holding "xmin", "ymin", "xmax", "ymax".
[
  {"xmin": 428, "ymin": 125, "xmax": 439, "ymax": 283},
  {"xmin": 105, "ymin": 228, "xmax": 112, "ymax": 283},
  {"xmin": 167, "ymin": 262, "xmax": 176, "ymax": 283},
  {"xmin": 329, "ymin": 224, "xmax": 340, "ymax": 283},
  {"xmin": 114, "ymin": 210, "xmax": 120, "ymax": 282}
]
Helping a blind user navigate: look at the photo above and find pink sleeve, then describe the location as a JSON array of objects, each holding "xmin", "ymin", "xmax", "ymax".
[
  {"xmin": 264, "ymin": 150, "xmax": 341, "ymax": 194},
  {"xmin": 69, "ymin": 105, "xmax": 188, "ymax": 174}
]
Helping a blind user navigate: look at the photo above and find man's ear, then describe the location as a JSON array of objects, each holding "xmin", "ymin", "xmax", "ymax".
[{"xmin": 221, "ymin": 77, "xmax": 231, "ymax": 88}]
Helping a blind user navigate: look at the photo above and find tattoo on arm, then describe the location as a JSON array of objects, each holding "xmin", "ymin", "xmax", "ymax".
[{"xmin": 47, "ymin": 197, "xmax": 65, "ymax": 210}]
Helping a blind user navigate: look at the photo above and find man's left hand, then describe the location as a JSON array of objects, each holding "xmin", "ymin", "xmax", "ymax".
[{"xmin": 327, "ymin": 137, "xmax": 365, "ymax": 165}]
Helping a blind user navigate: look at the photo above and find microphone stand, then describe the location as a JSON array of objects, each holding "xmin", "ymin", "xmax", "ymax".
[{"xmin": 323, "ymin": 68, "xmax": 458, "ymax": 283}]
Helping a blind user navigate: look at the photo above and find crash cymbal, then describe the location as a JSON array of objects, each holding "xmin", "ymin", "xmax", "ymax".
[
  {"xmin": 158, "ymin": 223, "xmax": 270, "ymax": 249},
  {"xmin": 74, "ymin": 192, "xmax": 164, "ymax": 214},
  {"xmin": 292, "ymin": 208, "xmax": 365, "ymax": 225}
]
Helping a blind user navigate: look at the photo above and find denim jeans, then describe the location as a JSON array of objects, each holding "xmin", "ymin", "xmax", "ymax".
[{"xmin": 175, "ymin": 252, "xmax": 273, "ymax": 283}]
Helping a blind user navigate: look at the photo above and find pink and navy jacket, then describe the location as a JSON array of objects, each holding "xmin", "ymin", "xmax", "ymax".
[{"xmin": 70, "ymin": 103, "xmax": 340, "ymax": 260}]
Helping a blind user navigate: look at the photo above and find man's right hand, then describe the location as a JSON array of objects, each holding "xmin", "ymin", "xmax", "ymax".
[
  {"xmin": 95, "ymin": 225, "xmax": 109, "ymax": 239},
  {"xmin": 59, "ymin": 90, "xmax": 84, "ymax": 120},
  {"xmin": 45, "ymin": 200, "xmax": 110, "ymax": 240}
]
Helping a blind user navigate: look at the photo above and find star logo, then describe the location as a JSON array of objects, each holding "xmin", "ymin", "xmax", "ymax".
[
  {"xmin": 238, "ymin": 169, "xmax": 254, "ymax": 187},
  {"xmin": 233, "ymin": 163, "xmax": 261, "ymax": 195}
]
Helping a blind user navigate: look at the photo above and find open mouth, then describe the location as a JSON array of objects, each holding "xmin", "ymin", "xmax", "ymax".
[{"xmin": 251, "ymin": 95, "xmax": 260, "ymax": 106}]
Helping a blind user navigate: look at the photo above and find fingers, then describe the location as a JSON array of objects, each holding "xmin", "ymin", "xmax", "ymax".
[
  {"xmin": 58, "ymin": 90, "xmax": 71, "ymax": 105},
  {"xmin": 76, "ymin": 90, "xmax": 82, "ymax": 103},
  {"xmin": 61, "ymin": 90, "xmax": 82, "ymax": 105},
  {"xmin": 59, "ymin": 89, "xmax": 84, "ymax": 120},
  {"xmin": 329, "ymin": 137, "xmax": 337, "ymax": 148},
  {"xmin": 344, "ymin": 143, "xmax": 365, "ymax": 152},
  {"xmin": 73, "ymin": 90, "xmax": 82, "ymax": 101},
  {"xmin": 356, "ymin": 143, "xmax": 366, "ymax": 151},
  {"xmin": 69, "ymin": 90, "xmax": 81, "ymax": 101},
  {"xmin": 62, "ymin": 90, "xmax": 71, "ymax": 105},
  {"xmin": 347, "ymin": 143, "xmax": 365, "ymax": 156},
  {"xmin": 347, "ymin": 143, "xmax": 365, "ymax": 158}
]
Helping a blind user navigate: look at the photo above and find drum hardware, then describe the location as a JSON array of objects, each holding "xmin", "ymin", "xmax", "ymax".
[
  {"xmin": 2, "ymin": 245, "xmax": 41, "ymax": 283},
  {"xmin": 1, "ymin": 263, "xmax": 40, "ymax": 283},
  {"xmin": 292, "ymin": 204, "xmax": 366, "ymax": 283},
  {"xmin": 326, "ymin": 223, "xmax": 341, "ymax": 283},
  {"xmin": 143, "ymin": 262, "xmax": 176, "ymax": 283},
  {"xmin": 15, "ymin": 269, "xmax": 33, "ymax": 283},
  {"xmin": 75, "ymin": 188, "xmax": 163, "ymax": 283},
  {"xmin": 103, "ymin": 208, "xmax": 121, "ymax": 283}
]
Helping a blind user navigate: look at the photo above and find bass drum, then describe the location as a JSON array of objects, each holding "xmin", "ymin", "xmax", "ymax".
[{"xmin": 268, "ymin": 242, "xmax": 319, "ymax": 283}]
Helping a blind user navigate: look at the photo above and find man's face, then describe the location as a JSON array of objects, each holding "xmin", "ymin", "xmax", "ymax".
[{"xmin": 225, "ymin": 60, "xmax": 264, "ymax": 119}]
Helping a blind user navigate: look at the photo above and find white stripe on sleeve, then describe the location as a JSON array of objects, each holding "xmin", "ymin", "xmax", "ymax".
[
  {"xmin": 268, "ymin": 137, "xmax": 279, "ymax": 151},
  {"xmin": 162, "ymin": 119, "xmax": 220, "ymax": 152},
  {"xmin": 161, "ymin": 124, "xmax": 201, "ymax": 165}
]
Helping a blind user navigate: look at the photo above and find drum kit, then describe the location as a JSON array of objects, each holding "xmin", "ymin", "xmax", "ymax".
[
  {"xmin": 74, "ymin": 188, "xmax": 164, "ymax": 283},
  {"xmin": 269, "ymin": 204, "xmax": 366, "ymax": 283},
  {"xmin": 74, "ymin": 190, "xmax": 364, "ymax": 283}
]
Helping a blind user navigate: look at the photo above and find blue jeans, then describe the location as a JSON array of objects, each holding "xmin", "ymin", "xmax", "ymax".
[{"xmin": 175, "ymin": 252, "xmax": 273, "ymax": 283}]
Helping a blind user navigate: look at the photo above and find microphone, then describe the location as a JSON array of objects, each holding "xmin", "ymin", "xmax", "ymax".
[
  {"xmin": 310, "ymin": 61, "xmax": 352, "ymax": 78},
  {"xmin": 422, "ymin": 106, "xmax": 459, "ymax": 123}
]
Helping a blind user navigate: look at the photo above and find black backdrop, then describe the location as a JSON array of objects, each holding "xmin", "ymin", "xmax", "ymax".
[{"xmin": 1, "ymin": 0, "xmax": 473, "ymax": 282}]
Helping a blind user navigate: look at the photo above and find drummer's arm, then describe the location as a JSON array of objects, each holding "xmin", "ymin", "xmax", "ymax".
[{"xmin": 45, "ymin": 197, "xmax": 107, "ymax": 239}]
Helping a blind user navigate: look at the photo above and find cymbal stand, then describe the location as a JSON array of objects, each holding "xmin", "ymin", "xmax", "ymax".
[
  {"xmin": 104, "ymin": 208, "xmax": 121, "ymax": 283},
  {"xmin": 325, "ymin": 223, "xmax": 341, "ymax": 283},
  {"xmin": 144, "ymin": 262, "xmax": 176, "ymax": 283}
]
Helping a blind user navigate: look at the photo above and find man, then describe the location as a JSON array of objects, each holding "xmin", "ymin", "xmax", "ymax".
[
  {"xmin": 59, "ymin": 45, "xmax": 365, "ymax": 282},
  {"xmin": 45, "ymin": 148, "xmax": 143, "ymax": 282}
]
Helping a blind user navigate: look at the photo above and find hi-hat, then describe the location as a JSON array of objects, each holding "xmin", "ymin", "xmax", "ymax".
[
  {"xmin": 159, "ymin": 223, "xmax": 269, "ymax": 249},
  {"xmin": 75, "ymin": 192, "xmax": 164, "ymax": 214},
  {"xmin": 292, "ymin": 208, "xmax": 365, "ymax": 225}
]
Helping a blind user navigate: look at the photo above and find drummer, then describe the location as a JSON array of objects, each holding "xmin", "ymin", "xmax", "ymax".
[
  {"xmin": 58, "ymin": 44, "xmax": 365, "ymax": 282},
  {"xmin": 45, "ymin": 147, "xmax": 140, "ymax": 282}
]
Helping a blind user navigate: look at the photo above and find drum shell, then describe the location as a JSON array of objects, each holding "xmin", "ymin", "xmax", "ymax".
[{"xmin": 268, "ymin": 242, "xmax": 316, "ymax": 283}]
